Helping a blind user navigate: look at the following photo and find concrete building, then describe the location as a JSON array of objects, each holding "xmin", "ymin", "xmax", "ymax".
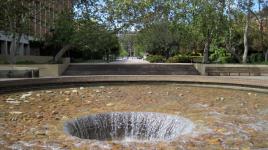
[
  {"xmin": 0, "ymin": 0, "xmax": 73, "ymax": 58},
  {"xmin": 27, "ymin": 0, "xmax": 73, "ymax": 38},
  {"xmin": 0, "ymin": 32, "xmax": 32, "ymax": 56}
]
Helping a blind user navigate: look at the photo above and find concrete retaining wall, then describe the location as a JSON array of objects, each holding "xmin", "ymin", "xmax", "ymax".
[
  {"xmin": 194, "ymin": 64, "xmax": 268, "ymax": 76},
  {"xmin": 0, "ymin": 67, "xmax": 39, "ymax": 78},
  {"xmin": 0, "ymin": 76, "xmax": 267, "ymax": 94},
  {"xmin": 0, "ymin": 58, "xmax": 70, "ymax": 77}
]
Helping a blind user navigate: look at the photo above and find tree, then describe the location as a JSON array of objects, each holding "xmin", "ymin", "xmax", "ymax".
[
  {"xmin": 47, "ymin": 12, "xmax": 75, "ymax": 62},
  {"xmin": 256, "ymin": 1, "xmax": 268, "ymax": 62},
  {"xmin": 46, "ymin": 13, "xmax": 120, "ymax": 62},
  {"xmin": 242, "ymin": 0, "xmax": 252, "ymax": 63},
  {"xmin": 135, "ymin": 22, "xmax": 179, "ymax": 58},
  {"xmin": 224, "ymin": 0, "xmax": 244, "ymax": 63},
  {"xmin": 49, "ymin": 0, "xmax": 266, "ymax": 64},
  {"xmin": 191, "ymin": 0, "xmax": 226, "ymax": 63},
  {"xmin": 0, "ymin": 0, "xmax": 30, "ymax": 64}
]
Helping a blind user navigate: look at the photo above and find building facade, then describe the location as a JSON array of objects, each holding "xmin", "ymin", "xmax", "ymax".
[
  {"xmin": 0, "ymin": 0, "xmax": 73, "ymax": 57},
  {"xmin": 28, "ymin": 0, "xmax": 73, "ymax": 39}
]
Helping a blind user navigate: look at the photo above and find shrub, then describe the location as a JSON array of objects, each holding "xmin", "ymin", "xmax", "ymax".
[
  {"xmin": 166, "ymin": 55, "xmax": 191, "ymax": 63},
  {"xmin": 249, "ymin": 53, "xmax": 264, "ymax": 63},
  {"xmin": 189, "ymin": 52, "xmax": 202, "ymax": 56},
  {"xmin": 190, "ymin": 56, "xmax": 203, "ymax": 63},
  {"xmin": 212, "ymin": 56, "xmax": 236, "ymax": 64},
  {"xmin": 218, "ymin": 56, "xmax": 233, "ymax": 64},
  {"xmin": 146, "ymin": 55, "xmax": 165, "ymax": 63},
  {"xmin": 119, "ymin": 49, "xmax": 128, "ymax": 57}
]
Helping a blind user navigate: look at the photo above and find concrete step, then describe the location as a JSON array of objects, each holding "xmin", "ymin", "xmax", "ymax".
[{"xmin": 63, "ymin": 64, "xmax": 200, "ymax": 75}]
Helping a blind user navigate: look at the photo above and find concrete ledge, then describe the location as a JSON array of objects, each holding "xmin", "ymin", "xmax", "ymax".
[
  {"xmin": 0, "ymin": 58, "xmax": 70, "ymax": 77},
  {"xmin": 194, "ymin": 64, "xmax": 268, "ymax": 76},
  {"xmin": 0, "ymin": 75, "xmax": 268, "ymax": 93}
]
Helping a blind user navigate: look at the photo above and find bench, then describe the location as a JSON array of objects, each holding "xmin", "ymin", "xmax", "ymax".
[{"xmin": 205, "ymin": 67, "xmax": 268, "ymax": 76}]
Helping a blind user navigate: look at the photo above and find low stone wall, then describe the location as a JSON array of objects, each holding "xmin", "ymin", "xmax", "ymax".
[
  {"xmin": 194, "ymin": 64, "xmax": 268, "ymax": 76},
  {"xmin": 0, "ymin": 67, "xmax": 39, "ymax": 78},
  {"xmin": 0, "ymin": 55, "xmax": 54, "ymax": 64},
  {"xmin": 0, "ymin": 76, "xmax": 267, "ymax": 93},
  {"xmin": 0, "ymin": 58, "xmax": 70, "ymax": 77},
  {"xmin": 58, "ymin": 58, "xmax": 71, "ymax": 75}
]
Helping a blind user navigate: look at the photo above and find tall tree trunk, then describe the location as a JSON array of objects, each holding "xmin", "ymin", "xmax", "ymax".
[
  {"xmin": 226, "ymin": 46, "xmax": 242, "ymax": 63},
  {"xmin": 242, "ymin": 23, "xmax": 249, "ymax": 64},
  {"xmin": 9, "ymin": 33, "xmax": 22, "ymax": 64},
  {"xmin": 242, "ymin": 0, "xmax": 251, "ymax": 64},
  {"xmin": 54, "ymin": 44, "xmax": 72, "ymax": 63},
  {"xmin": 105, "ymin": 49, "xmax": 110, "ymax": 63},
  {"xmin": 9, "ymin": 35, "xmax": 16, "ymax": 64},
  {"xmin": 226, "ymin": 28, "xmax": 242, "ymax": 63},
  {"xmin": 265, "ymin": 49, "xmax": 268, "ymax": 62},
  {"xmin": 203, "ymin": 40, "xmax": 210, "ymax": 64},
  {"xmin": 203, "ymin": 30, "xmax": 212, "ymax": 64}
]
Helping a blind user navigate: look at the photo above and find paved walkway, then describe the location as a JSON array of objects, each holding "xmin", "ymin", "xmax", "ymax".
[{"xmin": 110, "ymin": 57, "xmax": 149, "ymax": 64}]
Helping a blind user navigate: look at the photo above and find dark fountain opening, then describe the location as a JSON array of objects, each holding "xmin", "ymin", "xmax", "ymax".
[{"xmin": 64, "ymin": 112, "xmax": 194, "ymax": 141}]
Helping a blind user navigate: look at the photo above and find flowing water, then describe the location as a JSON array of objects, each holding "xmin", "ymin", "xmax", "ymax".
[{"xmin": 64, "ymin": 112, "xmax": 194, "ymax": 141}]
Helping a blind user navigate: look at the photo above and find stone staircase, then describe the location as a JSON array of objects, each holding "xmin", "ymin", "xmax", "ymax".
[{"xmin": 63, "ymin": 64, "xmax": 200, "ymax": 76}]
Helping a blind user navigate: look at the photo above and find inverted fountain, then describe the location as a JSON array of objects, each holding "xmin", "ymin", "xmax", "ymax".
[{"xmin": 64, "ymin": 112, "xmax": 195, "ymax": 142}]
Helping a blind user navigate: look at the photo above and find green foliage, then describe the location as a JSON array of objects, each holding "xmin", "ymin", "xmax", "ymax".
[
  {"xmin": 135, "ymin": 48, "xmax": 145, "ymax": 57},
  {"xmin": 190, "ymin": 56, "xmax": 204, "ymax": 63},
  {"xmin": 119, "ymin": 49, "xmax": 128, "ymax": 57},
  {"xmin": 3, "ymin": 0, "xmax": 266, "ymax": 64},
  {"xmin": 189, "ymin": 52, "xmax": 203, "ymax": 57},
  {"xmin": 208, "ymin": 37, "xmax": 237, "ymax": 64},
  {"xmin": 166, "ymin": 54, "xmax": 203, "ymax": 63},
  {"xmin": 217, "ymin": 56, "xmax": 235, "ymax": 64},
  {"xmin": 54, "ymin": 15, "xmax": 75, "ymax": 44},
  {"xmin": 249, "ymin": 53, "xmax": 265, "ymax": 63},
  {"xmin": 0, "ymin": 0, "xmax": 29, "ymax": 33},
  {"xmin": 135, "ymin": 22, "xmax": 181, "ymax": 57},
  {"xmin": 46, "ymin": 14, "xmax": 120, "ymax": 61},
  {"xmin": 146, "ymin": 55, "xmax": 166, "ymax": 63},
  {"xmin": 210, "ymin": 46, "xmax": 229, "ymax": 62},
  {"xmin": 166, "ymin": 55, "xmax": 191, "ymax": 63},
  {"xmin": 46, "ymin": 12, "xmax": 75, "ymax": 46}
]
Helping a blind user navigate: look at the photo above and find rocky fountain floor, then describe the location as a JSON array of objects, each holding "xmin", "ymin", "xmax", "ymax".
[{"xmin": 0, "ymin": 83, "xmax": 268, "ymax": 150}]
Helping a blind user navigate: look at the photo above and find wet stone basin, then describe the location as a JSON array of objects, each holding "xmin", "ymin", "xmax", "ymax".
[{"xmin": 0, "ymin": 83, "xmax": 268, "ymax": 149}]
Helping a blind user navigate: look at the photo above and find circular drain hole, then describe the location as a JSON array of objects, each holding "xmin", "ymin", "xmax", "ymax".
[{"xmin": 64, "ymin": 112, "xmax": 194, "ymax": 141}]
